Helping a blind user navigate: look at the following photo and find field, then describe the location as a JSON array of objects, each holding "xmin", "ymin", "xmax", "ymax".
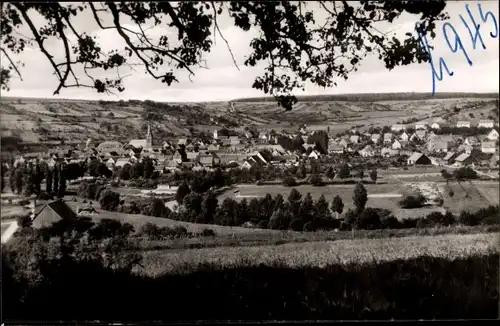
[
  {"xmin": 218, "ymin": 183, "xmax": 440, "ymax": 219},
  {"xmin": 64, "ymin": 198, "xmax": 279, "ymax": 236},
  {"xmin": 1, "ymin": 95, "xmax": 497, "ymax": 144},
  {"xmin": 475, "ymin": 182, "xmax": 500, "ymax": 205},
  {"xmin": 4, "ymin": 241, "xmax": 498, "ymax": 320},
  {"xmin": 438, "ymin": 181, "xmax": 498, "ymax": 213},
  {"xmin": 136, "ymin": 232, "xmax": 498, "ymax": 277}
]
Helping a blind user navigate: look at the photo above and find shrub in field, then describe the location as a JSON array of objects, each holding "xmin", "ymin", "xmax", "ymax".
[
  {"xmin": 199, "ymin": 228, "xmax": 216, "ymax": 237},
  {"xmin": 309, "ymin": 174, "xmax": 324, "ymax": 186},
  {"xmin": 150, "ymin": 198, "xmax": 170, "ymax": 218},
  {"xmin": 289, "ymin": 218, "xmax": 305, "ymax": 231},
  {"xmin": 99, "ymin": 189, "xmax": 121, "ymax": 211},
  {"xmin": 398, "ymin": 194, "xmax": 426, "ymax": 209},
  {"xmin": 358, "ymin": 208, "xmax": 382, "ymax": 230},
  {"xmin": 282, "ymin": 176, "xmax": 298, "ymax": 187},
  {"xmin": 88, "ymin": 219, "xmax": 135, "ymax": 240},
  {"xmin": 119, "ymin": 201, "xmax": 141, "ymax": 215},
  {"xmin": 37, "ymin": 191, "xmax": 52, "ymax": 200},
  {"xmin": 137, "ymin": 223, "xmax": 190, "ymax": 240},
  {"xmin": 453, "ymin": 167, "xmax": 478, "ymax": 180},
  {"xmin": 338, "ymin": 164, "xmax": 350, "ymax": 179}
]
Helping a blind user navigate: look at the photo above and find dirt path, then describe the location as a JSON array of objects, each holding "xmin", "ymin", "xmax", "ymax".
[{"xmin": 1, "ymin": 220, "xmax": 18, "ymax": 244}]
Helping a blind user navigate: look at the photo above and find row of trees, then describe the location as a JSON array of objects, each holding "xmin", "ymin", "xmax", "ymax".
[
  {"xmin": 6, "ymin": 162, "xmax": 67, "ymax": 198},
  {"xmin": 170, "ymin": 183, "xmax": 371, "ymax": 231},
  {"xmin": 441, "ymin": 167, "xmax": 478, "ymax": 182}
]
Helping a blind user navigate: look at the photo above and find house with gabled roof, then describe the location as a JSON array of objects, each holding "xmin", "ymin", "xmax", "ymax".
[
  {"xmin": 303, "ymin": 143, "xmax": 315, "ymax": 151},
  {"xmin": 429, "ymin": 139, "xmax": 449, "ymax": 153},
  {"xmin": 478, "ymin": 120, "xmax": 494, "ymax": 128},
  {"xmin": 328, "ymin": 144, "xmax": 344, "ymax": 154},
  {"xmin": 431, "ymin": 122, "xmax": 440, "ymax": 130},
  {"xmin": 456, "ymin": 120, "xmax": 471, "ymax": 128},
  {"xmin": 392, "ymin": 140, "xmax": 402, "ymax": 150},
  {"xmin": 487, "ymin": 129, "xmax": 499, "ymax": 141},
  {"xmin": 407, "ymin": 152, "xmax": 431, "ymax": 165},
  {"xmin": 371, "ymin": 134, "xmax": 381, "ymax": 143},
  {"xmin": 415, "ymin": 130, "xmax": 427, "ymax": 139},
  {"xmin": 207, "ymin": 144, "xmax": 219, "ymax": 152},
  {"xmin": 229, "ymin": 136, "xmax": 240, "ymax": 145},
  {"xmin": 349, "ymin": 135, "xmax": 360, "ymax": 144},
  {"xmin": 391, "ymin": 124, "xmax": 405, "ymax": 132},
  {"xmin": 454, "ymin": 153, "xmax": 476, "ymax": 167},
  {"xmin": 400, "ymin": 131, "xmax": 409, "ymax": 141},
  {"xmin": 381, "ymin": 147, "xmax": 399, "ymax": 157},
  {"xmin": 31, "ymin": 200, "xmax": 77, "ymax": 229},
  {"xmin": 383, "ymin": 133, "xmax": 393, "ymax": 143},
  {"xmin": 308, "ymin": 150, "xmax": 320, "ymax": 160},
  {"xmin": 415, "ymin": 122, "xmax": 427, "ymax": 130},
  {"xmin": 464, "ymin": 136, "xmax": 479, "ymax": 146},
  {"xmin": 481, "ymin": 141, "xmax": 497, "ymax": 154},
  {"xmin": 198, "ymin": 154, "xmax": 221, "ymax": 168},
  {"xmin": 339, "ymin": 138, "xmax": 351, "ymax": 148},
  {"xmin": 359, "ymin": 145, "xmax": 375, "ymax": 157},
  {"xmin": 186, "ymin": 152, "xmax": 199, "ymax": 161},
  {"xmin": 443, "ymin": 152, "xmax": 458, "ymax": 165}
]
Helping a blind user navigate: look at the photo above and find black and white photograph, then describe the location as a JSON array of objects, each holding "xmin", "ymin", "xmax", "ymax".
[{"xmin": 0, "ymin": 0, "xmax": 499, "ymax": 322}]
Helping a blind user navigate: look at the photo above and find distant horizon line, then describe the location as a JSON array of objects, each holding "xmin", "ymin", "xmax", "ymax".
[{"xmin": 0, "ymin": 91, "xmax": 498, "ymax": 104}]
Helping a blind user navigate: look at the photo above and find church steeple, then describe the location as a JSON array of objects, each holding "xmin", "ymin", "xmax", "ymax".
[{"xmin": 146, "ymin": 123, "xmax": 153, "ymax": 149}]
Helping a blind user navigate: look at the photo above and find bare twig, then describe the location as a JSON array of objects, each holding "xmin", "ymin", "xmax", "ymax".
[
  {"xmin": 0, "ymin": 48, "xmax": 23, "ymax": 81},
  {"xmin": 211, "ymin": 2, "xmax": 239, "ymax": 71},
  {"xmin": 12, "ymin": 3, "xmax": 64, "ymax": 89}
]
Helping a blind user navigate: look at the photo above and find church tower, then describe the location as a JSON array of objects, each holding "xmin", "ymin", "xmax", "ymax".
[{"xmin": 146, "ymin": 123, "xmax": 153, "ymax": 150}]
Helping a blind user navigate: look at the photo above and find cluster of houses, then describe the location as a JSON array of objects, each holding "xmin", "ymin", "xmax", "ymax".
[
  {"xmin": 325, "ymin": 119, "xmax": 499, "ymax": 167},
  {"xmin": 9, "ymin": 117, "xmax": 500, "ymax": 172}
]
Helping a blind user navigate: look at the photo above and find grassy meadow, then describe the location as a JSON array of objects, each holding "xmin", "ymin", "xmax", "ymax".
[{"xmin": 135, "ymin": 232, "xmax": 499, "ymax": 277}]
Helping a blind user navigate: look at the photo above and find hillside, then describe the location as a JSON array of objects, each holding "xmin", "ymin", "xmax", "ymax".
[{"xmin": 0, "ymin": 93, "xmax": 498, "ymax": 148}]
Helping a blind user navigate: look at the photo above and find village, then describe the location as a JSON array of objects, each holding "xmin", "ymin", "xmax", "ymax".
[{"xmin": 8, "ymin": 117, "xmax": 500, "ymax": 174}]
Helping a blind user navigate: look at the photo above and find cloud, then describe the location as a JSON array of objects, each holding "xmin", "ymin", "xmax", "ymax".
[{"xmin": 2, "ymin": 1, "xmax": 498, "ymax": 102}]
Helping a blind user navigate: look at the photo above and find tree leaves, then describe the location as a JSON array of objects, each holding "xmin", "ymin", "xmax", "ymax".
[{"xmin": 1, "ymin": 1, "xmax": 448, "ymax": 109}]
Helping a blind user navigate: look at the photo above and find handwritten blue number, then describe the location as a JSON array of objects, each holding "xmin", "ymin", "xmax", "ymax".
[
  {"xmin": 459, "ymin": 4, "xmax": 486, "ymax": 50},
  {"xmin": 416, "ymin": 23, "xmax": 453, "ymax": 96},
  {"xmin": 443, "ymin": 22, "xmax": 473, "ymax": 66},
  {"xmin": 478, "ymin": 3, "xmax": 498, "ymax": 38}
]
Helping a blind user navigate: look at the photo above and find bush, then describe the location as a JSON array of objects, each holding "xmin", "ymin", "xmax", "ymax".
[
  {"xmin": 381, "ymin": 216, "xmax": 401, "ymax": 229},
  {"xmin": 282, "ymin": 176, "xmax": 297, "ymax": 187},
  {"xmin": 150, "ymin": 198, "xmax": 170, "ymax": 218},
  {"xmin": 98, "ymin": 189, "xmax": 120, "ymax": 211},
  {"xmin": 16, "ymin": 214, "xmax": 32, "ymax": 228},
  {"xmin": 257, "ymin": 220, "xmax": 269, "ymax": 229},
  {"xmin": 199, "ymin": 228, "xmax": 216, "ymax": 237},
  {"xmin": 303, "ymin": 221, "xmax": 316, "ymax": 231},
  {"xmin": 358, "ymin": 208, "xmax": 382, "ymax": 230},
  {"xmin": 19, "ymin": 199, "xmax": 30, "ymax": 206},
  {"xmin": 398, "ymin": 194, "xmax": 426, "ymax": 209},
  {"xmin": 37, "ymin": 191, "xmax": 52, "ymax": 200},
  {"xmin": 309, "ymin": 174, "xmax": 324, "ymax": 186},
  {"xmin": 458, "ymin": 211, "xmax": 480, "ymax": 226},
  {"xmin": 289, "ymin": 218, "xmax": 305, "ymax": 231}
]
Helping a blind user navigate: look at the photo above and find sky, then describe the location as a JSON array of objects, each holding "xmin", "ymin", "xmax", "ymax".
[{"xmin": 1, "ymin": 1, "xmax": 498, "ymax": 102}]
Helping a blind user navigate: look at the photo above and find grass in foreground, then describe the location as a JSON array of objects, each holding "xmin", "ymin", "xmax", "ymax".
[
  {"xmin": 136, "ymin": 232, "xmax": 498, "ymax": 277},
  {"xmin": 3, "ymin": 253, "xmax": 498, "ymax": 321},
  {"xmin": 130, "ymin": 224, "xmax": 499, "ymax": 252}
]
